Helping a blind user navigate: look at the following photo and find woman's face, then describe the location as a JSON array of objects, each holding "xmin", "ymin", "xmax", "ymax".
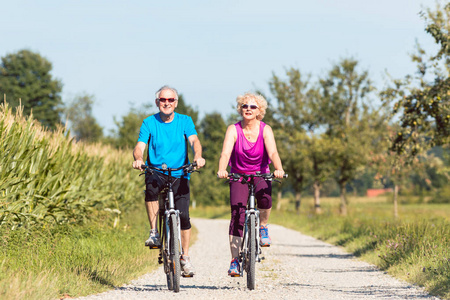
[{"xmin": 240, "ymin": 99, "xmax": 260, "ymax": 121}]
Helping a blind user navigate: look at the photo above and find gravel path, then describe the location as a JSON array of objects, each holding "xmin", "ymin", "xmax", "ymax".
[{"xmin": 77, "ymin": 218, "xmax": 439, "ymax": 300}]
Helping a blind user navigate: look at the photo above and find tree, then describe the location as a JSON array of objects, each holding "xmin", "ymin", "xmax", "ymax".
[
  {"xmin": 64, "ymin": 93, "xmax": 103, "ymax": 142},
  {"xmin": 176, "ymin": 94, "xmax": 199, "ymax": 126},
  {"xmin": 381, "ymin": 2, "xmax": 450, "ymax": 157},
  {"xmin": 190, "ymin": 112, "xmax": 228, "ymax": 206},
  {"xmin": 308, "ymin": 135, "xmax": 338, "ymax": 214},
  {"xmin": 0, "ymin": 49, "xmax": 63, "ymax": 129},
  {"xmin": 319, "ymin": 58, "xmax": 381, "ymax": 215},
  {"xmin": 269, "ymin": 68, "xmax": 317, "ymax": 213},
  {"xmin": 111, "ymin": 107, "xmax": 150, "ymax": 149}
]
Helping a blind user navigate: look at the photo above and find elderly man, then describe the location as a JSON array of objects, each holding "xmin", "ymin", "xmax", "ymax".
[{"xmin": 132, "ymin": 85, "xmax": 205, "ymax": 276}]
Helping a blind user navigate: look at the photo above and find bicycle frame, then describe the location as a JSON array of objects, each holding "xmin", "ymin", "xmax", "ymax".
[
  {"xmin": 226, "ymin": 171, "xmax": 287, "ymax": 290},
  {"xmin": 141, "ymin": 162, "xmax": 197, "ymax": 292},
  {"xmin": 162, "ymin": 184, "xmax": 183, "ymax": 262},
  {"xmin": 241, "ymin": 176, "xmax": 262, "ymax": 271}
]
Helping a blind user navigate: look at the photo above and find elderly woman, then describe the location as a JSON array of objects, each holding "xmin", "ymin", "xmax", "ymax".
[{"xmin": 217, "ymin": 92, "xmax": 285, "ymax": 276}]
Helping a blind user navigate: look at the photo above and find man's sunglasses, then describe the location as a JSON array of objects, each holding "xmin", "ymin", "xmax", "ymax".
[
  {"xmin": 242, "ymin": 104, "xmax": 258, "ymax": 110},
  {"xmin": 158, "ymin": 98, "xmax": 176, "ymax": 103}
]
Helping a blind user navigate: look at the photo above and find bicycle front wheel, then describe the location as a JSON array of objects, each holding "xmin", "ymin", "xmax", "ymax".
[
  {"xmin": 247, "ymin": 213, "xmax": 256, "ymax": 290},
  {"xmin": 169, "ymin": 213, "xmax": 181, "ymax": 293}
]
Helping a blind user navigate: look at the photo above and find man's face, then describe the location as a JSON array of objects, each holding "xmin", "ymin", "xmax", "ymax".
[{"xmin": 156, "ymin": 89, "xmax": 178, "ymax": 115}]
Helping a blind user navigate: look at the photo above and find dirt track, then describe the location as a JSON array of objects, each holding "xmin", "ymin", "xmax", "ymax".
[{"xmin": 77, "ymin": 218, "xmax": 439, "ymax": 300}]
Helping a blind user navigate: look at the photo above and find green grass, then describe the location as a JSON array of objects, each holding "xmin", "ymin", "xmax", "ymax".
[
  {"xmin": 191, "ymin": 197, "xmax": 450, "ymax": 299},
  {"xmin": 0, "ymin": 209, "xmax": 159, "ymax": 300}
]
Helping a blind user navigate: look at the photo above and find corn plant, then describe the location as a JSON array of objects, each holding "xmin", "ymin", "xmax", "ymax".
[{"xmin": 0, "ymin": 102, "xmax": 143, "ymax": 229}]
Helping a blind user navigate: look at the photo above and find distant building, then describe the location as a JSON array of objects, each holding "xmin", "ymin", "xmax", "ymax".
[{"xmin": 366, "ymin": 188, "xmax": 393, "ymax": 197}]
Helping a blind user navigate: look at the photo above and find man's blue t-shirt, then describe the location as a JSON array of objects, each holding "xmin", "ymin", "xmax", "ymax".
[{"xmin": 138, "ymin": 112, "xmax": 197, "ymax": 178}]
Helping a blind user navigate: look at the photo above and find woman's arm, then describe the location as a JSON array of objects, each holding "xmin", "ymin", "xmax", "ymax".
[
  {"xmin": 217, "ymin": 124, "xmax": 237, "ymax": 178},
  {"xmin": 263, "ymin": 125, "xmax": 285, "ymax": 178}
]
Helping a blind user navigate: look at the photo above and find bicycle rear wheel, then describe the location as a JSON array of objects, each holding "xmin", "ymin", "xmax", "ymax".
[
  {"xmin": 169, "ymin": 213, "xmax": 181, "ymax": 293},
  {"xmin": 247, "ymin": 213, "xmax": 256, "ymax": 290}
]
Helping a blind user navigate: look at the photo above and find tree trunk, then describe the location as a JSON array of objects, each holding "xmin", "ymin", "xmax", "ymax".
[
  {"xmin": 276, "ymin": 189, "xmax": 282, "ymax": 210},
  {"xmin": 339, "ymin": 182, "xmax": 348, "ymax": 216},
  {"xmin": 313, "ymin": 181, "xmax": 322, "ymax": 214},
  {"xmin": 295, "ymin": 191, "xmax": 301, "ymax": 215},
  {"xmin": 393, "ymin": 184, "xmax": 399, "ymax": 219}
]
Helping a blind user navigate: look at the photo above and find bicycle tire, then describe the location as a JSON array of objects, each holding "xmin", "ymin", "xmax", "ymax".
[
  {"xmin": 161, "ymin": 212, "xmax": 174, "ymax": 291},
  {"xmin": 164, "ymin": 252, "xmax": 174, "ymax": 290},
  {"xmin": 247, "ymin": 213, "xmax": 256, "ymax": 290},
  {"xmin": 169, "ymin": 213, "xmax": 181, "ymax": 293}
]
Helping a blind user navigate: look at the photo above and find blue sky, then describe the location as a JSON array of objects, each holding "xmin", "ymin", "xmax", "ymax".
[{"xmin": 1, "ymin": 0, "xmax": 436, "ymax": 132}]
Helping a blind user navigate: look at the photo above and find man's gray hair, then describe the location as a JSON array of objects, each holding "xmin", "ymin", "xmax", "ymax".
[{"xmin": 155, "ymin": 85, "xmax": 179, "ymax": 100}]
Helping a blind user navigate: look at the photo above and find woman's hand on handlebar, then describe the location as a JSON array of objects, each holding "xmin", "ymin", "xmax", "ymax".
[
  {"xmin": 217, "ymin": 170, "xmax": 228, "ymax": 179},
  {"xmin": 133, "ymin": 159, "xmax": 145, "ymax": 171},
  {"xmin": 274, "ymin": 169, "xmax": 285, "ymax": 179}
]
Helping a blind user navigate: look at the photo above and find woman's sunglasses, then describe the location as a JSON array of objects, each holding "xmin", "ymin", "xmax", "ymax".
[
  {"xmin": 242, "ymin": 104, "xmax": 258, "ymax": 110},
  {"xmin": 158, "ymin": 98, "xmax": 176, "ymax": 103}
]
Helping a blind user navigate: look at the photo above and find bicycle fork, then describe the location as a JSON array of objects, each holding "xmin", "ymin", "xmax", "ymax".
[
  {"xmin": 164, "ymin": 190, "xmax": 183, "ymax": 260},
  {"xmin": 240, "ymin": 193, "xmax": 261, "ymax": 276}
]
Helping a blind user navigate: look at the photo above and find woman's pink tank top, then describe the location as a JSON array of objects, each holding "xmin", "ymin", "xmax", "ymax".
[{"xmin": 229, "ymin": 121, "xmax": 271, "ymax": 174}]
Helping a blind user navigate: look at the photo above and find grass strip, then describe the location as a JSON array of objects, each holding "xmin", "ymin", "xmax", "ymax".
[
  {"xmin": 191, "ymin": 201, "xmax": 450, "ymax": 299},
  {"xmin": 0, "ymin": 209, "xmax": 158, "ymax": 300}
]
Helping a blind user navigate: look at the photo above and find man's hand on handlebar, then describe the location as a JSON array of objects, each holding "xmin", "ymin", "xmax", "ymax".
[
  {"xmin": 133, "ymin": 159, "xmax": 145, "ymax": 171},
  {"xmin": 194, "ymin": 157, "xmax": 206, "ymax": 169}
]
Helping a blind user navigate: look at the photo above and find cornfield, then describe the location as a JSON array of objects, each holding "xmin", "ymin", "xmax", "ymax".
[{"xmin": 0, "ymin": 101, "xmax": 143, "ymax": 229}]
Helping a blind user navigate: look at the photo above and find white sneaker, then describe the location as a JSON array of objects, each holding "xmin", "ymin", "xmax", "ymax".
[
  {"xmin": 180, "ymin": 255, "xmax": 196, "ymax": 276},
  {"xmin": 145, "ymin": 229, "xmax": 161, "ymax": 248}
]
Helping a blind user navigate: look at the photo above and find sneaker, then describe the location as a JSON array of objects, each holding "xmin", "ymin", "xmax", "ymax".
[
  {"xmin": 228, "ymin": 257, "xmax": 240, "ymax": 276},
  {"xmin": 259, "ymin": 224, "xmax": 271, "ymax": 247},
  {"xmin": 180, "ymin": 255, "xmax": 196, "ymax": 276},
  {"xmin": 145, "ymin": 229, "xmax": 161, "ymax": 248}
]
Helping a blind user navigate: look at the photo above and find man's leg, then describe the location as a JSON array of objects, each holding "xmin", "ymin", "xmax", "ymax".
[
  {"xmin": 181, "ymin": 228, "xmax": 191, "ymax": 256},
  {"xmin": 145, "ymin": 200, "xmax": 159, "ymax": 229},
  {"xmin": 144, "ymin": 173, "xmax": 162, "ymax": 247}
]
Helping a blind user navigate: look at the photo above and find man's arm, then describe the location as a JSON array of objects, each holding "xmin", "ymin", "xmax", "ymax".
[
  {"xmin": 188, "ymin": 135, "xmax": 205, "ymax": 168},
  {"xmin": 132, "ymin": 141, "xmax": 146, "ymax": 171}
]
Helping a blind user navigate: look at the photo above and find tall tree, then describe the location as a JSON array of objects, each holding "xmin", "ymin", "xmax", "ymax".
[
  {"xmin": 381, "ymin": 2, "xmax": 449, "ymax": 157},
  {"xmin": 190, "ymin": 112, "xmax": 228, "ymax": 206},
  {"xmin": 308, "ymin": 134, "xmax": 338, "ymax": 214},
  {"xmin": 176, "ymin": 94, "xmax": 199, "ymax": 126},
  {"xmin": 269, "ymin": 68, "xmax": 317, "ymax": 213},
  {"xmin": 319, "ymin": 58, "xmax": 380, "ymax": 215},
  {"xmin": 64, "ymin": 93, "xmax": 103, "ymax": 142},
  {"xmin": 111, "ymin": 107, "xmax": 150, "ymax": 149},
  {"xmin": 0, "ymin": 49, "xmax": 63, "ymax": 129}
]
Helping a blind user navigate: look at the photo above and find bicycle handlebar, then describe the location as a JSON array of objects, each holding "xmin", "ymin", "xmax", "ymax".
[
  {"xmin": 141, "ymin": 162, "xmax": 198, "ymax": 174},
  {"xmin": 226, "ymin": 172, "xmax": 288, "ymax": 181}
]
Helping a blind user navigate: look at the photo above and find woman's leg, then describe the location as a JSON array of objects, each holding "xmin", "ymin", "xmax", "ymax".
[{"xmin": 229, "ymin": 181, "xmax": 248, "ymax": 258}]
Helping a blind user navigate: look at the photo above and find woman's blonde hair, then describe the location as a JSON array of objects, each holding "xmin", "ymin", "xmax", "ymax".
[{"xmin": 236, "ymin": 92, "xmax": 268, "ymax": 121}]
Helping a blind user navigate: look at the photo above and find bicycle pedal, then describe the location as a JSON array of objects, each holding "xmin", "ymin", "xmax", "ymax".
[
  {"xmin": 229, "ymin": 274, "xmax": 240, "ymax": 277},
  {"xmin": 148, "ymin": 245, "xmax": 161, "ymax": 249},
  {"xmin": 182, "ymin": 274, "xmax": 194, "ymax": 278}
]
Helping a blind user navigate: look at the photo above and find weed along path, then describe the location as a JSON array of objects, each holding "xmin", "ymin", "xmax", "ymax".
[{"xmin": 77, "ymin": 218, "xmax": 438, "ymax": 300}]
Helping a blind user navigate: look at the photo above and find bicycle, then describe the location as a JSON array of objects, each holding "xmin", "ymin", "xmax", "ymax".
[
  {"xmin": 225, "ymin": 171, "xmax": 287, "ymax": 290},
  {"xmin": 140, "ymin": 162, "xmax": 198, "ymax": 293}
]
